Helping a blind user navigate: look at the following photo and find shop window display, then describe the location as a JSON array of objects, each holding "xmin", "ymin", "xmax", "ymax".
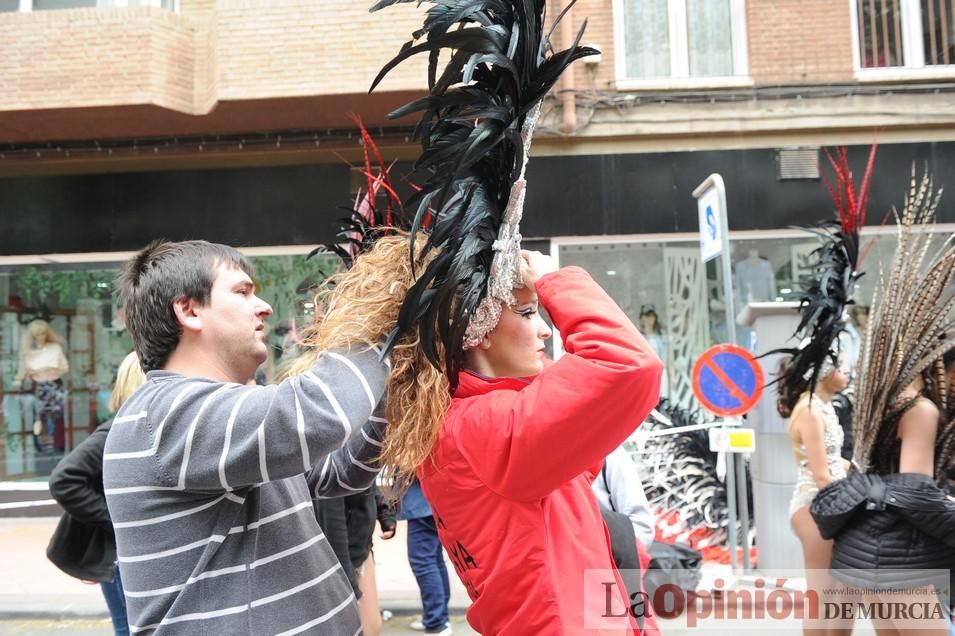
[
  {"xmin": 0, "ymin": 252, "xmax": 336, "ymax": 481},
  {"xmin": 557, "ymin": 228, "xmax": 953, "ymax": 413}
]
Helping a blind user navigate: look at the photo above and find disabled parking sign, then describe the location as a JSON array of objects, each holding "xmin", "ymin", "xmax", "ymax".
[{"xmin": 692, "ymin": 344, "xmax": 764, "ymax": 417}]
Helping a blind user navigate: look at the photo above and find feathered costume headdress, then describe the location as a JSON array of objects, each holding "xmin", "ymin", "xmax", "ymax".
[
  {"xmin": 370, "ymin": 0, "xmax": 598, "ymax": 386},
  {"xmin": 768, "ymin": 145, "xmax": 876, "ymax": 399},
  {"xmin": 310, "ymin": 120, "xmax": 410, "ymax": 266},
  {"xmin": 852, "ymin": 165, "xmax": 955, "ymax": 481}
]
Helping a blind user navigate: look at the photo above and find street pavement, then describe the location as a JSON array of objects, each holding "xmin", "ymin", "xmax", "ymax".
[
  {"xmin": 0, "ymin": 516, "xmax": 472, "ymax": 626},
  {"xmin": 0, "ymin": 517, "xmax": 884, "ymax": 635},
  {"xmin": 0, "ymin": 616, "xmax": 879, "ymax": 635},
  {"xmin": 0, "ymin": 616, "xmax": 479, "ymax": 635}
]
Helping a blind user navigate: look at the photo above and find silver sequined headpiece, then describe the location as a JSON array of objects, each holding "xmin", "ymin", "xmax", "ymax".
[{"xmin": 462, "ymin": 102, "xmax": 542, "ymax": 349}]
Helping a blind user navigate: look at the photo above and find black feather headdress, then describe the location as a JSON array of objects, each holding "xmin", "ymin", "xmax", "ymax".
[
  {"xmin": 370, "ymin": 0, "xmax": 598, "ymax": 386},
  {"xmin": 767, "ymin": 145, "xmax": 877, "ymax": 398}
]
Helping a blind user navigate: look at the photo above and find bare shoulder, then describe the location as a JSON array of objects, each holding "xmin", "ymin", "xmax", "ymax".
[
  {"xmin": 790, "ymin": 398, "xmax": 825, "ymax": 438},
  {"xmin": 898, "ymin": 396, "xmax": 939, "ymax": 439},
  {"xmin": 902, "ymin": 396, "xmax": 939, "ymax": 420}
]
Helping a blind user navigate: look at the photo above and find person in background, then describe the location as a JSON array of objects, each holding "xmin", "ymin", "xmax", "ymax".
[
  {"xmin": 401, "ymin": 480, "xmax": 451, "ymax": 635},
  {"xmin": 592, "ymin": 445, "xmax": 659, "ymax": 635},
  {"xmin": 312, "ymin": 484, "xmax": 397, "ymax": 636},
  {"xmin": 47, "ymin": 351, "xmax": 146, "ymax": 636},
  {"xmin": 16, "ymin": 319, "xmax": 69, "ymax": 452},
  {"xmin": 763, "ymin": 144, "xmax": 873, "ymax": 636},
  {"xmin": 592, "ymin": 446, "xmax": 655, "ymax": 548},
  {"xmin": 352, "ymin": 485, "xmax": 397, "ymax": 636},
  {"xmin": 778, "ymin": 355, "xmax": 852, "ymax": 636}
]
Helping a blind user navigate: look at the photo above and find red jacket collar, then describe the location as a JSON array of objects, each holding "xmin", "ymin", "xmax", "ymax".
[{"xmin": 453, "ymin": 369, "xmax": 533, "ymax": 399}]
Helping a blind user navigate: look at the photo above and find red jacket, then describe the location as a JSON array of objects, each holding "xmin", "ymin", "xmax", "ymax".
[{"xmin": 418, "ymin": 267, "xmax": 664, "ymax": 635}]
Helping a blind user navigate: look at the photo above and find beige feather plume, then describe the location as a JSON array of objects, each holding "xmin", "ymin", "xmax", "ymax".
[{"xmin": 853, "ymin": 164, "xmax": 955, "ymax": 479}]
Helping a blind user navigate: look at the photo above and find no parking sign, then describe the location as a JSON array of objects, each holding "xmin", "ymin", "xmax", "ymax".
[{"xmin": 692, "ymin": 344, "xmax": 764, "ymax": 417}]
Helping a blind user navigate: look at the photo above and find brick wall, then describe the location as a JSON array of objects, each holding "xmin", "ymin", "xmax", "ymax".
[
  {"xmin": 746, "ymin": 0, "xmax": 855, "ymax": 84},
  {"xmin": 560, "ymin": 0, "xmax": 616, "ymax": 90},
  {"xmin": 213, "ymin": 0, "xmax": 425, "ymax": 99},
  {"xmin": 0, "ymin": 0, "xmax": 427, "ymax": 116},
  {"xmin": 0, "ymin": 0, "xmax": 878, "ymax": 139},
  {"xmin": 0, "ymin": 8, "xmax": 158, "ymax": 111}
]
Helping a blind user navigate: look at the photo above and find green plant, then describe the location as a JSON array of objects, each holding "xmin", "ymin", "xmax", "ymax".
[{"xmin": 15, "ymin": 268, "xmax": 115, "ymax": 308}]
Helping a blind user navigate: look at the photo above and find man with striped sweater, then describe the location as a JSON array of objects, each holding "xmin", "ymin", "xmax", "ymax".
[{"xmin": 103, "ymin": 240, "xmax": 390, "ymax": 635}]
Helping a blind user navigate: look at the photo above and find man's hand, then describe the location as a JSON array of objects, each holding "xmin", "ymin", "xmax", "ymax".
[{"xmin": 521, "ymin": 250, "xmax": 558, "ymax": 288}]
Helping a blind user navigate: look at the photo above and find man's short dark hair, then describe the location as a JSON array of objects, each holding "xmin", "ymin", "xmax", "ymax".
[{"xmin": 116, "ymin": 240, "xmax": 254, "ymax": 372}]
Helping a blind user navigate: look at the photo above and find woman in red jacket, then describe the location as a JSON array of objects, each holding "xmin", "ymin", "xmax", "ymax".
[
  {"xmin": 306, "ymin": 235, "xmax": 663, "ymax": 634},
  {"xmin": 417, "ymin": 251, "xmax": 663, "ymax": 634},
  {"xmin": 324, "ymin": 0, "xmax": 662, "ymax": 631}
]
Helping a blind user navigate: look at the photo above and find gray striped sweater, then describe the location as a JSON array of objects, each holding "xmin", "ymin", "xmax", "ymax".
[{"xmin": 103, "ymin": 349, "xmax": 389, "ymax": 635}]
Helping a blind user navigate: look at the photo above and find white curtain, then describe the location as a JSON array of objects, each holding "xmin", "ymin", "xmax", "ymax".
[
  {"xmin": 687, "ymin": 0, "xmax": 734, "ymax": 77},
  {"xmin": 625, "ymin": 0, "xmax": 671, "ymax": 79},
  {"xmin": 625, "ymin": 0, "xmax": 735, "ymax": 79}
]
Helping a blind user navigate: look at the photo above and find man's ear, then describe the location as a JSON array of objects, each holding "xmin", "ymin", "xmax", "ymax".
[{"xmin": 172, "ymin": 296, "xmax": 203, "ymax": 335}]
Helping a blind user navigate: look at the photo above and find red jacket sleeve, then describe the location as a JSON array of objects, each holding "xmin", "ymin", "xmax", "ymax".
[{"xmin": 450, "ymin": 266, "xmax": 664, "ymax": 502}]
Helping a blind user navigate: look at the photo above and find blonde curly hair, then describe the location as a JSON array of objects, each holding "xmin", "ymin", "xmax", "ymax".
[{"xmin": 284, "ymin": 232, "xmax": 450, "ymax": 492}]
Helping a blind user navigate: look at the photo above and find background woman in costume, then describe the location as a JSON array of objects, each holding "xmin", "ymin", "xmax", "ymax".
[
  {"xmin": 47, "ymin": 351, "xmax": 145, "ymax": 636},
  {"xmin": 812, "ymin": 166, "xmax": 955, "ymax": 636},
  {"xmin": 776, "ymin": 353, "xmax": 851, "ymax": 636},
  {"xmin": 763, "ymin": 145, "xmax": 876, "ymax": 636},
  {"xmin": 16, "ymin": 319, "xmax": 69, "ymax": 452}
]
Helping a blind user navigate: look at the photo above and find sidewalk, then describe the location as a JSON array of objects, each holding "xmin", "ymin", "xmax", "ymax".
[
  {"xmin": 0, "ymin": 517, "xmax": 884, "ymax": 634},
  {"xmin": 0, "ymin": 517, "xmax": 471, "ymax": 619}
]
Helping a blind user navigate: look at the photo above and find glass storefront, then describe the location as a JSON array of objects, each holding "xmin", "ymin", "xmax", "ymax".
[
  {"xmin": 0, "ymin": 252, "xmax": 336, "ymax": 481},
  {"xmin": 3, "ymin": 226, "xmax": 950, "ymax": 480},
  {"xmin": 556, "ymin": 227, "xmax": 953, "ymax": 411}
]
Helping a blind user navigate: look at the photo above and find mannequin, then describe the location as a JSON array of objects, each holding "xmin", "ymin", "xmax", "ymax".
[
  {"xmin": 734, "ymin": 249, "xmax": 776, "ymax": 303},
  {"xmin": 639, "ymin": 305, "xmax": 669, "ymax": 397},
  {"xmin": 16, "ymin": 320, "xmax": 69, "ymax": 453},
  {"xmin": 638, "ymin": 305, "xmax": 666, "ymax": 360}
]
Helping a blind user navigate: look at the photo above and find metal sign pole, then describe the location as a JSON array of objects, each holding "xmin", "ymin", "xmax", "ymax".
[
  {"xmin": 736, "ymin": 446, "xmax": 752, "ymax": 571},
  {"xmin": 715, "ymin": 177, "xmax": 753, "ymax": 573},
  {"xmin": 693, "ymin": 174, "xmax": 745, "ymax": 573}
]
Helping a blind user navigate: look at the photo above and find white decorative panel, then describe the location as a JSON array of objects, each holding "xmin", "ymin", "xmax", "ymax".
[{"xmin": 663, "ymin": 247, "xmax": 709, "ymax": 409}]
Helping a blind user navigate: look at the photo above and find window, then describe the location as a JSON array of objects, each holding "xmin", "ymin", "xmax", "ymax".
[
  {"xmin": 554, "ymin": 227, "xmax": 948, "ymax": 412},
  {"xmin": 32, "ymin": 0, "xmax": 96, "ymax": 8},
  {"xmin": 0, "ymin": 251, "xmax": 335, "ymax": 481},
  {"xmin": 853, "ymin": 0, "xmax": 955, "ymax": 72},
  {"xmin": 15, "ymin": 0, "xmax": 176, "ymax": 11},
  {"xmin": 614, "ymin": 0, "xmax": 749, "ymax": 86}
]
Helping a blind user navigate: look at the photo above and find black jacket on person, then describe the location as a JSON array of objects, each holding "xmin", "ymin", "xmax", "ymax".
[
  {"xmin": 344, "ymin": 483, "xmax": 397, "ymax": 571},
  {"xmin": 46, "ymin": 420, "xmax": 117, "ymax": 583},
  {"xmin": 314, "ymin": 483, "xmax": 397, "ymax": 598},
  {"xmin": 810, "ymin": 470, "xmax": 955, "ymax": 588}
]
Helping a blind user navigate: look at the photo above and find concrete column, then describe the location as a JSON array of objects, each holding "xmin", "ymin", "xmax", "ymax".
[{"xmin": 737, "ymin": 301, "xmax": 802, "ymax": 574}]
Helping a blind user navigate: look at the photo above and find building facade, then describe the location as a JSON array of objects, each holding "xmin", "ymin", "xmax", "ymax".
[{"xmin": 1, "ymin": 0, "xmax": 954, "ymax": 482}]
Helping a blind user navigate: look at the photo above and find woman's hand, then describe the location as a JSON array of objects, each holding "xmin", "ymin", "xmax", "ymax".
[{"xmin": 520, "ymin": 250, "xmax": 558, "ymax": 288}]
